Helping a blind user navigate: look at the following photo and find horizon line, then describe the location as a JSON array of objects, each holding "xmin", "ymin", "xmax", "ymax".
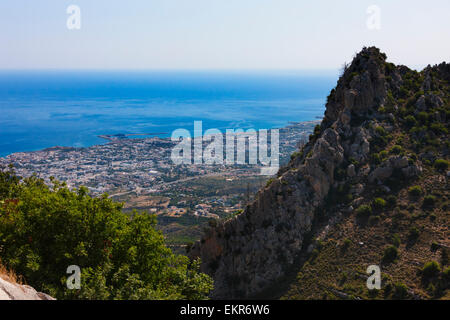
[{"xmin": 0, "ymin": 68, "xmax": 340, "ymax": 73}]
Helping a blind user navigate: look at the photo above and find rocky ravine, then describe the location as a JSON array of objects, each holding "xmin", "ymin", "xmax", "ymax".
[{"xmin": 190, "ymin": 47, "xmax": 447, "ymax": 298}]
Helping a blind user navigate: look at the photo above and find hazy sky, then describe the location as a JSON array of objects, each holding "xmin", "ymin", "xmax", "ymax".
[{"xmin": 1, "ymin": 0, "xmax": 449, "ymax": 70}]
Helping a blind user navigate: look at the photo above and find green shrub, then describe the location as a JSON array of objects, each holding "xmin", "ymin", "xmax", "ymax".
[
  {"xmin": 386, "ymin": 195, "xmax": 397, "ymax": 207},
  {"xmin": 389, "ymin": 145, "xmax": 403, "ymax": 155},
  {"xmin": 356, "ymin": 205, "xmax": 372, "ymax": 217},
  {"xmin": 426, "ymin": 283, "xmax": 436, "ymax": 296},
  {"xmin": 430, "ymin": 242, "xmax": 440, "ymax": 251},
  {"xmin": 434, "ymin": 159, "xmax": 449, "ymax": 171},
  {"xmin": 421, "ymin": 261, "xmax": 441, "ymax": 279},
  {"xmin": 383, "ymin": 245, "xmax": 398, "ymax": 263},
  {"xmin": 404, "ymin": 115, "xmax": 417, "ymax": 128},
  {"xmin": 423, "ymin": 195, "xmax": 436, "ymax": 208},
  {"xmin": 408, "ymin": 185, "xmax": 423, "ymax": 197},
  {"xmin": 384, "ymin": 282, "xmax": 393, "ymax": 296},
  {"xmin": 408, "ymin": 226, "xmax": 420, "ymax": 241},
  {"xmin": 371, "ymin": 153, "xmax": 382, "ymax": 165},
  {"xmin": 265, "ymin": 178, "xmax": 275, "ymax": 188},
  {"xmin": 368, "ymin": 215, "xmax": 380, "ymax": 225},
  {"xmin": 373, "ymin": 198, "xmax": 387, "ymax": 211},
  {"xmin": 417, "ymin": 111, "xmax": 429, "ymax": 124},
  {"xmin": 290, "ymin": 151, "xmax": 302, "ymax": 161},
  {"xmin": 349, "ymin": 157, "xmax": 359, "ymax": 166},
  {"xmin": 334, "ymin": 167, "xmax": 346, "ymax": 181},
  {"xmin": 430, "ymin": 123, "xmax": 448, "ymax": 135},
  {"xmin": 375, "ymin": 126, "xmax": 387, "ymax": 136},
  {"xmin": 310, "ymin": 248, "xmax": 320, "ymax": 260},
  {"xmin": 379, "ymin": 150, "xmax": 388, "ymax": 159},
  {"xmin": 442, "ymin": 248, "xmax": 449, "ymax": 266},
  {"xmin": 392, "ymin": 282, "xmax": 408, "ymax": 299},
  {"xmin": 313, "ymin": 124, "xmax": 321, "ymax": 136},
  {"xmin": 399, "ymin": 86, "xmax": 409, "ymax": 99},
  {"xmin": 443, "ymin": 267, "xmax": 450, "ymax": 282},
  {"xmin": 0, "ymin": 169, "xmax": 213, "ymax": 300},
  {"xmin": 342, "ymin": 238, "xmax": 352, "ymax": 251},
  {"xmin": 392, "ymin": 234, "xmax": 401, "ymax": 248}
]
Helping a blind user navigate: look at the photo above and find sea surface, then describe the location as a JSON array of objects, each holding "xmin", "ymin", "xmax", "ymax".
[{"xmin": 0, "ymin": 70, "xmax": 337, "ymax": 157}]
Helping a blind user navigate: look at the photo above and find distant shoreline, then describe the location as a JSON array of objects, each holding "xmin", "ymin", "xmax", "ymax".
[{"xmin": 0, "ymin": 119, "xmax": 322, "ymax": 160}]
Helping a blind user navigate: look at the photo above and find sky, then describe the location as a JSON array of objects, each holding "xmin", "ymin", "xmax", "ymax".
[{"xmin": 0, "ymin": 0, "xmax": 449, "ymax": 70}]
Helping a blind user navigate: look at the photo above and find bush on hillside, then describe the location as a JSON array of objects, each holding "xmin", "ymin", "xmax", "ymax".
[
  {"xmin": 421, "ymin": 261, "xmax": 441, "ymax": 280},
  {"xmin": 434, "ymin": 159, "xmax": 449, "ymax": 171},
  {"xmin": 408, "ymin": 185, "xmax": 422, "ymax": 197},
  {"xmin": 356, "ymin": 205, "xmax": 372, "ymax": 218},
  {"xmin": 423, "ymin": 195, "xmax": 437, "ymax": 208},
  {"xmin": 382, "ymin": 245, "xmax": 398, "ymax": 263},
  {"xmin": 392, "ymin": 282, "xmax": 408, "ymax": 299},
  {"xmin": 408, "ymin": 226, "xmax": 420, "ymax": 241},
  {"xmin": 373, "ymin": 198, "xmax": 387, "ymax": 211},
  {"xmin": 0, "ymin": 167, "xmax": 213, "ymax": 300}
]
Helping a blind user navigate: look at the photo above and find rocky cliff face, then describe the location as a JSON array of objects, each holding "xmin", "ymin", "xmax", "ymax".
[{"xmin": 190, "ymin": 47, "xmax": 449, "ymax": 299}]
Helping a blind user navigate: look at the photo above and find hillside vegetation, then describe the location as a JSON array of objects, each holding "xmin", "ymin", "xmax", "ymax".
[{"xmin": 0, "ymin": 166, "xmax": 213, "ymax": 300}]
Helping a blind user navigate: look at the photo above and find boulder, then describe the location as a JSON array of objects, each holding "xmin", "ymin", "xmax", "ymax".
[
  {"xmin": 415, "ymin": 95, "xmax": 427, "ymax": 111},
  {"xmin": 402, "ymin": 164, "xmax": 422, "ymax": 178},
  {"xmin": 347, "ymin": 164, "xmax": 356, "ymax": 177},
  {"xmin": 368, "ymin": 166, "xmax": 393, "ymax": 183},
  {"xmin": 350, "ymin": 183, "xmax": 365, "ymax": 195},
  {"xmin": 0, "ymin": 277, "xmax": 55, "ymax": 300},
  {"xmin": 389, "ymin": 155, "xmax": 409, "ymax": 169}
]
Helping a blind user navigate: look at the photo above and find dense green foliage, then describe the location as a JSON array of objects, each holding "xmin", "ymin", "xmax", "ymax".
[{"xmin": 0, "ymin": 166, "xmax": 213, "ymax": 299}]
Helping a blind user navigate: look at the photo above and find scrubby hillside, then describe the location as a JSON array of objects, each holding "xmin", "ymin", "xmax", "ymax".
[{"xmin": 190, "ymin": 47, "xmax": 449, "ymax": 300}]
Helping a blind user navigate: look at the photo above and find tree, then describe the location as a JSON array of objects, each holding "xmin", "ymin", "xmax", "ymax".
[{"xmin": 0, "ymin": 167, "xmax": 213, "ymax": 300}]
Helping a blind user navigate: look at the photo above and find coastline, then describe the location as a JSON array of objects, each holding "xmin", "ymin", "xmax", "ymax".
[
  {"xmin": 0, "ymin": 119, "xmax": 322, "ymax": 160},
  {"xmin": 0, "ymin": 120, "xmax": 321, "ymax": 196}
]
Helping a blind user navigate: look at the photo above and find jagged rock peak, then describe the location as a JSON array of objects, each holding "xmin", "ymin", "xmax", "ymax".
[{"xmin": 322, "ymin": 46, "xmax": 388, "ymax": 129}]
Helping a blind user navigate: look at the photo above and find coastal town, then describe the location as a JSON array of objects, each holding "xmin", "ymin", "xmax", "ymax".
[{"xmin": 0, "ymin": 121, "xmax": 318, "ymax": 244}]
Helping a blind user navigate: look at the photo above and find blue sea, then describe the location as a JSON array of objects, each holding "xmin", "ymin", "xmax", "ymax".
[{"xmin": 0, "ymin": 70, "xmax": 337, "ymax": 157}]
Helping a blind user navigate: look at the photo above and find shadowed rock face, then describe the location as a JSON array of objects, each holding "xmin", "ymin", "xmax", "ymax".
[
  {"xmin": 190, "ymin": 47, "xmax": 392, "ymax": 299},
  {"xmin": 0, "ymin": 277, "xmax": 54, "ymax": 300}
]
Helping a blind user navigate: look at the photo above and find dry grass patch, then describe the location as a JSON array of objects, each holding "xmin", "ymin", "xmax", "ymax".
[{"xmin": 0, "ymin": 262, "xmax": 23, "ymax": 285}]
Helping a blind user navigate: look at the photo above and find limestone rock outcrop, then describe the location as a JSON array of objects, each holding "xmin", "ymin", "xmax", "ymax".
[{"xmin": 0, "ymin": 277, "xmax": 54, "ymax": 300}]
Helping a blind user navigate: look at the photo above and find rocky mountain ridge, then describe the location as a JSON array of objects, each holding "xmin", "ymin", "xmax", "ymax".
[{"xmin": 190, "ymin": 47, "xmax": 449, "ymax": 299}]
